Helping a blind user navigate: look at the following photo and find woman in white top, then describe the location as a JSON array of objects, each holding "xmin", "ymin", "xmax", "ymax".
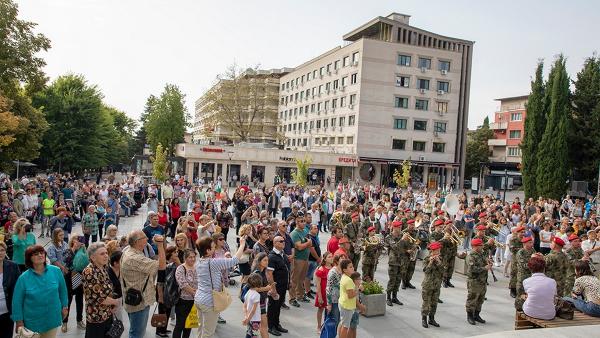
[
  {"xmin": 539, "ymin": 222, "xmax": 553, "ymax": 255},
  {"xmin": 522, "ymin": 256, "xmax": 556, "ymax": 320}
]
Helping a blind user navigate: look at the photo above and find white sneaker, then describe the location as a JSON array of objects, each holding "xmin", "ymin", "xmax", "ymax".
[{"xmin": 61, "ymin": 323, "xmax": 68, "ymax": 333}]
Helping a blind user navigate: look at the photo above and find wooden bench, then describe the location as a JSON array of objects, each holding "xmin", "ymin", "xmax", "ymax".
[{"xmin": 515, "ymin": 310, "xmax": 600, "ymax": 330}]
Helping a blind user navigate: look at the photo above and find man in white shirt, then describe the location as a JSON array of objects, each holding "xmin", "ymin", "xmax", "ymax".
[
  {"xmin": 582, "ymin": 230, "xmax": 600, "ymax": 270},
  {"xmin": 161, "ymin": 180, "xmax": 174, "ymax": 202}
]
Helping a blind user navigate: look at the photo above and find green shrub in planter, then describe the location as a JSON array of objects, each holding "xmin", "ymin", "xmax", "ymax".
[
  {"xmin": 362, "ymin": 280, "xmax": 385, "ymax": 296},
  {"xmin": 360, "ymin": 280, "xmax": 386, "ymax": 317}
]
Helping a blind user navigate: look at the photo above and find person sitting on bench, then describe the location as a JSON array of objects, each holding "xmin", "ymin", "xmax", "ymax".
[{"xmin": 563, "ymin": 260, "xmax": 600, "ymax": 317}]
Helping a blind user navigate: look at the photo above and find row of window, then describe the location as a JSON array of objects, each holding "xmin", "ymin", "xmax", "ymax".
[
  {"xmin": 393, "ymin": 118, "xmax": 447, "ymax": 133},
  {"xmin": 280, "ymin": 73, "xmax": 358, "ymax": 106},
  {"xmin": 396, "ymin": 76, "xmax": 450, "ymax": 92},
  {"xmin": 395, "ymin": 96, "xmax": 449, "ymax": 113},
  {"xmin": 397, "ymin": 54, "xmax": 451, "ymax": 72},
  {"xmin": 507, "ymin": 147, "xmax": 521, "ymax": 156},
  {"xmin": 392, "ymin": 139, "xmax": 446, "ymax": 153},
  {"xmin": 509, "ymin": 130, "xmax": 522, "ymax": 139},
  {"xmin": 281, "ymin": 52, "xmax": 360, "ymax": 91},
  {"xmin": 282, "ymin": 115, "xmax": 356, "ymax": 133},
  {"xmin": 280, "ymin": 94, "xmax": 358, "ymax": 120},
  {"xmin": 286, "ymin": 136, "xmax": 354, "ymax": 147}
]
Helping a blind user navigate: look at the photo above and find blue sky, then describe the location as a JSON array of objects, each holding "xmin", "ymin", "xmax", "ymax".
[{"xmin": 16, "ymin": 0, "xmax": 600, "ymax": 129}]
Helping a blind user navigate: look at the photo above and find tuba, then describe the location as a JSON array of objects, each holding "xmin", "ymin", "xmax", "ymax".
[{"xmin": 442, "ymin": 194, "xmax": 460, "ymax": 216}]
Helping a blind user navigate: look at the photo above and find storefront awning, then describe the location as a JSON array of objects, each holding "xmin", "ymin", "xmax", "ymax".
[{"xmin": 359, "ymin": 156, "xmax": 460, "ymax": 167}]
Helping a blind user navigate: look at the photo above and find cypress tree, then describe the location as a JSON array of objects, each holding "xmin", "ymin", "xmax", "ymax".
[
  {"xmin": 536, "ymin": 55, "xmax": 571, "ymax": 199},
  {"xmin": 521, "ymin": 62, "xmax": 546, "ymax": 199}
]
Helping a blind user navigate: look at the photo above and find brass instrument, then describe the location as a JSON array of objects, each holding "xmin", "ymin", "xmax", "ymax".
[
  {"xmin": 484, "ymin": 236, "xmax": 505, "ymax": 248},
  {"xmin": 402, "ymin": 231, "xmax": 420, "ymax": 261},
  {"xmin": 488, "ymin": 221, "xmax": 501, "ymax": 232},
  {"xmin": 360, "ymin": 234, "xmax": 385, "ymax": 251}
]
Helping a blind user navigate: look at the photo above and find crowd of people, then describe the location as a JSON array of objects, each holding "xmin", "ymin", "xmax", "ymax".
[{"xmin": 1, "ymin": 172, "xmax": 600, "ymax": 338}]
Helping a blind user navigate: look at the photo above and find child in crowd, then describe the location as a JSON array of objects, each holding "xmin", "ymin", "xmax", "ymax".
[
  {"xmin": 103, "ymin": 206, "xmax": 116, "ymax": 232},
  {"xmin": 243, "ymin": 273, "xmax": 263, "ymax": 338}
]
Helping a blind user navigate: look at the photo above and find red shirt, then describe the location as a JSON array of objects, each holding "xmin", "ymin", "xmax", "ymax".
[
  {"xmin": 157, "ymin": 212, "xmax": 168, "ymax": 227},
  {"xmin": 171, "ymin": 204, "xmax": 181, "ymax": 219},
  {"xmin": 327, "ymin": 236, "xmax": 340, "ymax": 254}
]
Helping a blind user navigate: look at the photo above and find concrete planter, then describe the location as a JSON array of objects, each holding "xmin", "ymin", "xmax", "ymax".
[{"xmin": 361, "ymin": 293, "xmax": 386, "ymax": 317}]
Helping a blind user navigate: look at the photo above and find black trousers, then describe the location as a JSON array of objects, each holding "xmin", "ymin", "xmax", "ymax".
[
  {"xmin": 173, "ymin": 299, "xmax": 194, "ymax": 338},
  {"xmin": 64, "ymin": 277, "xmax": 84, "ymax": 323},
  {"xmin": 155, "ymin": 302, "xmax": 171, "ymax": 334},
  {"xmin": 267, "ymin": 286, "xmax": 287, "ymax": 329},
  {"xmin": 0, "ymin": 313, "xmax": 13, "ymax": 338},
  {"xmin": 85, "ymin": 316, "xmax": 113, "ymax": 338}
]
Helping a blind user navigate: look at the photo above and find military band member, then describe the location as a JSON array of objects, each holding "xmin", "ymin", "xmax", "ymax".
[
  {"xmin": 386, "ymin": 221, "xmax": 404, "ymax": 306},
  {"xmin": 544, "ymin": 237, "xmax": 569, "ymax": 297},
  {"xmin": 442, "ymin": 221, "xmax": 459, "ymax": 288},
  {"xmin": 466, "ymin": 238, "xmax": 489, "ymax": 325},
  {"xmin": 429, "ymin": 220, "xmax": 445, "ymax": 242},
  {"xmin": 362, "ymin": 226, "xmax": 382, "ymax": 281},
  {"xmin": 565, "ymin": 234, "xmax": 584, "ymax": 296},
  {"xmin": 508, "ymin": 226, "xmax": 526, "ymax": 298},
  {"xmin": 473, "ymin": 224, "xmax": 495, "ymax": 259},
  {"xmin": 401, "ymin": 219, "xmax": 418, "ymax": 290},
  {"xmin": 363, "ymin": 207, "xmax": 379, "ymax": 233},
  {"xmin": 344, "ymin": 212, "xmax": 362, "ymax": 269},
  {"xmin": 421, "ymin": 241, "xmax": 444, "ymax": 328},
  {"xmin": 514, "ymin": 236, "xmax": 535, "ymax": 310}
]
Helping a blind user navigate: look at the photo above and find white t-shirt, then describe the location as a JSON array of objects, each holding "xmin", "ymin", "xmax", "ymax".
[
  {"xmin": 280, "ymin": 196, "xmax": 291, "ymax": 208},
  {"xmin": 539, "ymin": 230, "xmax": 553, "ymax": 248},
  {"xmin": 244, "ymin": 289, "xmax": 261, "ymax": 322},
  {"xmin": 309, "ymin": 209, "xmax": 320, "ymax": 224}
]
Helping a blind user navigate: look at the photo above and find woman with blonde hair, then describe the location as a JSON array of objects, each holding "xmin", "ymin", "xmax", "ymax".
[
  {"xmin": 102, "ymin": 224, "xmax": 118, "ymax": 242},
  {"xmin": 174, "ymin": 232, "xmax": 189, "ymax": 263},
  {"xmin": 11, "ymin": 218, "xmax": 36, "ymax": 272},
  {"xmin": 105, "ymin": 240, "xmax": 120, "ymax": 257}
]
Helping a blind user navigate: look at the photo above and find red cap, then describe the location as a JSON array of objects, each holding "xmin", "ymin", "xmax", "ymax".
[
  {"xmin": 479, "ymin": 212, "xmax": 487, "ymax": 218},
  {"xmin": 367, "ymin": 226, "xmax": 376, "ymax": 233},
  {"xmin": 568, "ymin": 234, "xmax": 579, "ymax": 242},
  {"xmin": 392, "ymin": 220, "xmax": 402, "ymax": 228},
  {"xmin": 444, "ymin": 220, "xmax": 453, "ymax": 225},
  {"xmin": 553, "ymin": 237, "xmax": 565, "ymax": 246},
  {"xmin": 434, "ymin": 219, "xmax": 444, "ymax": 226},
  {"xmin": 471, "ymin": 238, "xmax": 483, "ymax": 246},
  {"xmin": 437, "ymin": 210, "xmax": 445, "ymax": 215},
  {"xmin": 428, "ymin": 242, "xmax": 442, "ymax": 250},
  {"xmin": 521, "ymin": 236, "xmax": 533, "ymax": 244},
  {"xmin": 407, "ymin": 219, "xmax": 415, "ymax": 225},
  {"xmin": 339, "ymin": 237, "xmax": 350, "ymax": 244},
  {"xmin": 368, "ymin": 208, "xmax": 375, "ymax": 214},
  {"xmin": 351, "ymin": 212, "xmax": 360, "ymax": 219},
  {"xmin": 475, "ymin": 225, "xmax": 487, "ymax": 231},
  {"xmin": 515, "ymin": 226, "xmax": 526, "ymax": 232},
  {"xmin": 404, "ymin": 208, "xmax": 411, "ymax": 213}
]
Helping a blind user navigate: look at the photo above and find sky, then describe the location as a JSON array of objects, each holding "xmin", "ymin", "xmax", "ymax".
[{"xmin": 15, "ymin": 0, "xmax": 600, "ymax": 129}]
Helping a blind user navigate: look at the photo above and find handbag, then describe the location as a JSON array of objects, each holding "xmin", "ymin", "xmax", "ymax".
[
  {"xmin": 555, "ymin": 298, "xmax": 575, "ymax": 320},
  {"xmin": 185, "ymin": 305, "xmax": 199, "ymax": 328},
  {"xmin": 150, "ymin": 304, "xmax": 168, "ymax": 327},
  {"xmin": 16, "ymin": 327, "xmax": 39, "ymax": 338},
  {"xmin": 106, "ymin": 316, "xmax": 124, "ymax": 338},
  {"xmin": 208, "ymin": 260, "xmax": 232, "ymax": 312},
  {"xmin": 71, "ymin": 272, "xmax": 82, "ymax": 289},
  {"xmin": 123, "ymin": 275, "xmax": 149, "ymax": 306}
]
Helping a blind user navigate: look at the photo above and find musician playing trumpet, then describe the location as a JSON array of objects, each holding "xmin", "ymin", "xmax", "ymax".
[
  {"xmin": 344, "ymin": 212, "xmax": 362, "ymax": 271},
  {"xmin": 441, "ymin": 222, "xmax": 462, "ymax": 288},
  {"xmin": 421, "ymin": 241, "xmax": 444, "ymax": 329},
  {"xmin": 401, "ymin": 219, "xmax": 419, "ymax": 290},
  {"xmin": 385, "ymin": 221, "xmax": 405, "ymax": 306},
  {"xmin": 361, "ymin": 226, "xmax": 383, "ymax": 282}
]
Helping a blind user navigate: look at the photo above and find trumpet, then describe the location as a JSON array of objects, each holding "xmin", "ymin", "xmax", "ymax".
[
  {"xmin": 484, "ymin": 236, "xmax": 505, "ymax": 248},
  {"xmin": 488, "ymin": 221, "xmax": 501, "ymax": 232},
  {"xmin": 402, "ymin": 231, "xmax": 418, "ymax": 243}
]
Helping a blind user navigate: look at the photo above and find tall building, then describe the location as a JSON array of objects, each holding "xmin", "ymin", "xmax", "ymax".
[
  {"xmin": 485, "ymin": 95, "xmax": 528, "ymax": 188},
  {"xmin": 193, "ymin": 68, "xmax": 292, "ymax": 145},
  {"xmin": 278, "ymin": 13, "xmax": 474, "ymax": 188}
]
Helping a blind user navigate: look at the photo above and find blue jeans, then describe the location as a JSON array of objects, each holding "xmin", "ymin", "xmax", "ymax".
[
  {"xmin": 306, "ymin": 260, "xmax": 318, "ymax": 280},
  {"xmin": 128, "ymin": 306, "xmax": 150, "ymax": 338},
  {"xmin": 563, "ymin": 296, "xmax": 600, "ymax": 317}
]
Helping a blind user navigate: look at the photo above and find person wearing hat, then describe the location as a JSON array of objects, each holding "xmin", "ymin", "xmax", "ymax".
[
  {"xmin": 440, "ymin": 225, "xmax": 460, "ymax": 288},
  {"xmin": 465, "ymin": 238, "xmax": 490, "ymax": 325},
  {"xmin": 582, "ymin": 230, "xmax": 600, "ymax": 275},
  {"xmin": 544, "ymin": 237, "xmax": 569, "ymax": 297},
  {"xmin": 429, "ymin": 220, "xmax": 445, "ymax": 242},
  {"xmin": 12, "ymin": 189, "xmax": 25, "ymax": 218},
  {"xmin": 508, "ymin": 225, "xmax": 526, "ymax": 298},
  {"xmin": 565, "ymin": 234, "xmax": 584, "ymax": 296},
  {"xmin": 334, "ymin": 236, "xmax": 350, "ymax": 259},
  {"xmin": 361, "ymin": 226, "xmax": 382, "ymax": 282},
  {"xmin": 421, "ymin": 241, "xmax": 444, "ymax": 328},
  {"xmin": 344, "ymin": 211, "xmax": 362, "ymax": 269},
  {"xmin": 514, "ymin": 237, "xmax": 535, "ymax": 310},
  {"xmin": 363, "ymin": 208, "xmax": 379, "ymax": 235},
  {"xmin": 385, "ymin": 221, "xmax": 404, "ymax": 306},
  {"xmin": 400, "ymin": 219, "xmax": 418, "ymax": 290}
]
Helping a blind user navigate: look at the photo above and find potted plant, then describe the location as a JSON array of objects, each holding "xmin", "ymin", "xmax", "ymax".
[{"xmin": 360, "ymin": 280, "xmax": 386, "ymax": 317}]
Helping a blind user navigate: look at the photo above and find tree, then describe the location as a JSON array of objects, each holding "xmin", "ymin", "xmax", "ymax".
[
  {"xmin": 570, "ymin": 56, "xmax": 600, "ymax": 186},
  {"xmin": 104, "ymin": 105, "xmax": 137, "ymax": 164},
  {"xmin": 200, "ymin": 64, "xmax": 281, "ymax": 143},
  {"xmin": 393, "ymin": 159, "xmax": 412, "ymax": 188},
  {"xmin": 0, "ymin": 0, "xmax": 50, "ymax": 170},
  {"xmin": 536, "ymin": 55, "xmax": 571, "ymax": 199},
  {"xmin": 152, "ymin": 143, "xmax": 168, "ymax": 182},
  {"xmin": 0, "ymin": 94, "xmax": 28, "ymax": 147},
  {"xmin": 521, "ymin": 61, "xmax": 546, "ymax": 199},
  {"xmin": 144, "ymin": 84, "xmax": 188, "ymax": 155},
  {"xmin": 292, "ymin": 157, "xmax": 311, "ymax": 187},
  {"xmin": 465, "ymin": 117, "xmax": 494, "ymax": 181}
]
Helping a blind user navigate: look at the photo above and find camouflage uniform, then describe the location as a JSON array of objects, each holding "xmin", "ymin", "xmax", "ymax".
[
  {"xmin": 421, "ymin": 254, "xmax": 444, "ymax": 316},
  {"xmin": 386, "ymin": 233, "xmax": 404, "ymax": 293},
  {"xmin": 565, "ymin": 246, "xmax": 584, "ymax": 296},
  {"xmin": 361, "ymin": 238, "xmax": 382, "ymax": 281},
  {"xmin": 509, "ymin": 236, "xmax": 523, "ymax": 289},
  {"xmin": 514, "ymin": 247, "xmax": 535, "ymax": 309},
  {"xmin": 544, "ymin": 249, "xmax": 569, "ymax": 297},
  {"xmin": 440, "ymin": 235, "xmax": 458, "ymax": 281},
  {"xmin": 402, "ymin": 228, "xmax": 418, "ymax": 287},
  {"xmin": 344, "ymin": 220, "xmax": 362, "ymax": 269},
  {"xmin": 363, "ymin": 217, "xmax": 380, "ymax": 234},
  {"xmin": 429, "ymin": 230, "xmax": 444, "ymax": 242},
  {"xmin": 466, "ymin": 250, "xmax": 488, "ymax": 313}
]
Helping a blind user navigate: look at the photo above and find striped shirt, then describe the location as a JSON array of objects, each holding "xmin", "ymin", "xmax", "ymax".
[{"xmin": 194, "ymin": 257, "xmax": 239, "ymax": 307}]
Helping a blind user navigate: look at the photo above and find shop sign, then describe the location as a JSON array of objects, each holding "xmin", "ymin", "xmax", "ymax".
[
  {"xmin": 279, "ymin": 156, "xmax": 295, "ymax": 162},
  {"xmin": 202, "ymin": 147, "xmax": 224, "ymax": 153},
  {"xmin": 338, "ymin": 157, "xmax": 357, "ymax": 163}
]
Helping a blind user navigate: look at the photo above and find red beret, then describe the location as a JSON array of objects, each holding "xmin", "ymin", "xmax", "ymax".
[
  {"xmin": 404, "ymin": 208, "xmax": 411, "ymax": 212},
  {"xmin": 553, "ymin": 237, "xmax": 565, "ymax": 246},
  {"xmin": 368, "ymin": 208, "xmax": 375, "ymax": 214},
  {"xmin": 367, "ymin": 226, "xmax": 376, "ymax": 232},
  {"xmin": 521, "ymin": 236, "xmax": 533, "ymax": 243},
  {"xmin": 475, "ymin": 225, "xmax": 487, "ymax": 231},
  {"xmin": 437, "ymin": 210, "xmax": 445, "ymax": 215},
  {"xmin": 444, "ymin": 220, "xmax": 453, "ymax": 225},
  {"xmin": 568, "ymin": 234, "xmax": 579, "ymax": 242},
  {"xmin": 351, "ymin": 212, "xmax": 360, "ymax": 219},
  {"xmin": 407, "ymin": 219, "xmax": 415, "ymax": 225},
  {"xmin": 434, "ymin": 219, "xmax": 444, "ymax": 226},
  {"xmin": 428, "ymin": 242, "xmax": 442, "ymax": 250},
  {"xmin": 339, "ymin": 237, "xmax": 350, "ymax": 244},
  {"xmin": 479, "ymin": 212, "xmax": 487, "ymax": 218},
  {"xmin": 392, "ymin": 221, "xmax": 402, "ymax": 228},
  {"xmin": 515, "ymin": 226, "xmax": 526, "ymax": 232},
  {"xmin": 471, "ymin": 238, "xmax": 483, "ymax": 246}
]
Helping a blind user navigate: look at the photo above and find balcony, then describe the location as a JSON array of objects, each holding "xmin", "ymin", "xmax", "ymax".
[
  {"xmin": 490, "ymin": 122, "xmax": 508, "ymax": 130},
  {"xmin": 488, "ymin": 139, "xmax": 507, "ymax": 146}
]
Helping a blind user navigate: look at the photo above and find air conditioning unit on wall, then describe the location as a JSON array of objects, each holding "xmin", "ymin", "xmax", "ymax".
[{"xmin": 418, "ymin": 155, "xmax": 426, "ymax": 161}]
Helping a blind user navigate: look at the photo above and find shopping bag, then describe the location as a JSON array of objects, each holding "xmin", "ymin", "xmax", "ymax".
[
  {"xmin": 185, "ymin": 305, "xmax": 199, "ymax": 328},
  {"xmin": 320, "ymin": 311, "xmax": 337, "ymax": 338}
]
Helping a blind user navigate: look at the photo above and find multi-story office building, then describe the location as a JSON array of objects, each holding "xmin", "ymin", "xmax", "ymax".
[
  {"xmin": 193, "ymin": 68, "xmax": 292, "ymax": 145},
  {"xmin": 278, "ymin": 13, "xmax": 473, "ymax": 188}
]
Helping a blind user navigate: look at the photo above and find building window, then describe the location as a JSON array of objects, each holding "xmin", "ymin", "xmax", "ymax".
[
  {"xmin": 311, "ymin": 104, "xmax": 315, "ymax": 113},
  {"xmin": 508, "ymin": 147, "xmax": 522, "ymax": 157},
  {"xmin": 332, "ymin": 98, "xmax": 338, "ymax": 108},
  {"xmin": 330, "ymin": 136, "xmax": 335, "ymax": 144},
  {"xmin": 339, "ymin": 117, "xmax": 345, "ymax": 126},
  {"xmin": 394, "ymin": 118, "xmax": 407, "ymax": 129},
  {"xmin": 334, "ymin": 60, "xmax": 340, "ymax": 70},
  {"xmin": 317, "ymin": 102, "xmax": 322, "ymax": 112},
  {"xmin": 437, "ymin": 101, "xmax": 448, "ymax": 113},
  {"xmin": 439, "ymin": 60, "xmax": 451, "ymax": 71},
  {"xmin": 315, "ymin": 138, "xmax": 321, "ymax": 145},
  {"xmin": 392, "ymin": 139, "xmax": 406, "ymax": 150},
  {"xmin": 397, "ymin": 54, "xmax": 411, "ymax": 66},
  {"xmin": 509, "ymin": 130, "xmax": 522, "ymax": 139},
  {"xmin": 352, "ymin": 52, "xmax": 359, "ymax": 63},
  {"xmin": 434, "ymin": 121, "xmax": 447, "ymax": 133},
  {"xmin": 316, "ymin": 120, "xmax": 321, "ymax": 129},
  {"xmin": 318, "ymin": 85, "xmax": 323, "ymax": 94},
  {"xmin": 309, "ymin": 121, "xmax": 314, "ymax": 130},
  {"xmin": 326, "ymin": 63, "xmax": 331, "ymax": 73},
  {"xmin": 324, "ymin": 119, "xmax": 328, "ymax": 128},
  {"xmin": 331, "ymin": 118, "xmax": 336, "ymax": 126},
  {"xmin": 413, "ymin": 141, "xmax": 426, "ymax": 151},
  {"xmin": 292, "ymin": 139, "xmax": 296, "ymax": 146},
  {"xmin": 320, "ymin": 67, "xmax": 325, "ymax": 76},
  {"xmin": 414, "ymin": 120, "xmax": 428, "ymax": 131},
  {"xmin": 341, "ymin": 76, "xmax": 348, "ymax": 87},
  {"xmin": 417, "ymin": 79, "xmax": 430, "ymax": 90},
  {"xmin": 350, "ymin": 73, "xmax": 358, "ymax": 84},
  {"xmin": 303, "ymin": 139, "xmax": 307, "ymax": 146},
  {"xmin": 343, "ymin": 56, "xmax": 350, "ymax": 67},
  {"xmin": 415, "ymin": 99, "xmax": 429, "ymax": 111},
  {"xmin": 347, "ymin": 136, "xmax": 354, "ymax": 144},
  {"xmin": 313, "ymin": 70, "xmax": 317, "ymax": 78},
  {"xmin": 437, "ymin": 81, "xmax": 449, "ymax": 93},
  {"xmin": 396, "ymin": 76, "xmax": 410, "ymax": 87},
  {"xmin": 395, "ymin": 97, "xmax": 409, "ymax": 108},
  {"xmin": 307, "ymin": 72, "xmax": 311, "ymax": 81},
  {"xmin": 348, "ymin": 115, "xmax": 355, "ymax": 126},
  {"xmin": 281, "ymin": 84, "xmax": 285, "ymax": 90},
  {"xmin": 325, "ymin": 82, "xmax": 330, "ymax": 91},
  {"xmin": 333, "ymin": 79, "xmax": 339, "ymax": 89},
  {"xmin": 432, "ymin": 142, "xmax": 445, "ymax": 153},
  {"xmin": 418, "ymin": 57, "xmax": 432, "ymax": 69},
  {"xmin": 349, "ymin": 94, "xmax": 356, "ymax": 105},
  {"xmin": 324, "ymin": 100, "xmax": 329, "ymax": 110},
  {"xmin": 340, "ymin": 97, "xmax": 346, "ymax": 107},
  {"xmin": 510, "ymin": 112, "xmax": 523, "ymax": 121},
  {"xmin": 338, "ymin": 137, "xmax": 344, "ymax": 144}
]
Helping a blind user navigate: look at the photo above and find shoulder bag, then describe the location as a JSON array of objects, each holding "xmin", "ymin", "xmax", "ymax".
[
  {"xmin": 106, "ymin": 315, "xmax": 125, "ymax": 338},
  {"xmin": 208, "ymin": 260, "xmax": 232, "ymax": 312},
  {"xmin": 150, "ymin": 304, "xmax": 168, "ymax": 327},
  {"xmin": 123, "ymin": 275, "xmax": 150, "ymax": 306}
]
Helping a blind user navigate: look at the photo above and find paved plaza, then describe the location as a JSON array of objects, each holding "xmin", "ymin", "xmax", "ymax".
[{"xmin": 42, "ymin": 198, "xmax": 523, "ymax": 338}]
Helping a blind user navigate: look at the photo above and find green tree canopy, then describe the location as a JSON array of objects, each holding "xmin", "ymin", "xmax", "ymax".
[
  {"xmin": 465, "ymin": 117, "xmax": 494, "ymax": 181},
  {"xmin": 144, "ymin": 84, "xmax": 189, "ymax": 156},
  {"xmin": 152, "ymin": 143, "xmax": 168, "ymax": 183}
]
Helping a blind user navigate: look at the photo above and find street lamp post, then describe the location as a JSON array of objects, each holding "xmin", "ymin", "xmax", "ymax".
[
  {"xmin": 227, "ymin": 151, "xmax": 234, "ymax": 190},
  {"xmin": 503, "ymin": 168, "xmax": 508, "ymax": 203}
]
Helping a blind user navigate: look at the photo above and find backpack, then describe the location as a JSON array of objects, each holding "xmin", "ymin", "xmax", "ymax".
[
  {"xmin": 163, "ymin": 263, "xmax": 181, "ymax": 308},
  {"xmin": 239, "ymin": 283, "xmax": 250, "ymax": 303},
  {"xmin": 72, "ymin": 248, "xmax": 89, "ymax": 272}
]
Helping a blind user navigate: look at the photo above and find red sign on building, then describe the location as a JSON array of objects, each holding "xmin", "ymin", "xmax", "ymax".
[{"xmin": 202, "ymin": 147, "xmax": 224, "ymax": 153}]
